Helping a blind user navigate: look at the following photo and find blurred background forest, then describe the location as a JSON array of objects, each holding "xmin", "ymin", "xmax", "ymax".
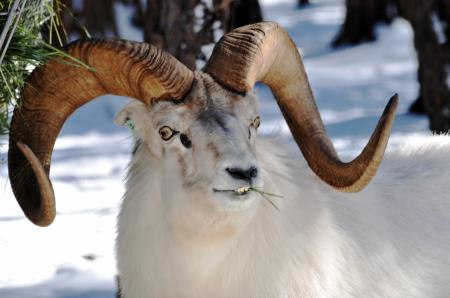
[
  {"xmin": 42, "ymin": 0, "xmax": 450, "ymax": 132},
  {"xmin": 0, "ymin": 0, "xmax": 449, "ymax": 297},
  {"xmin": 1, "ymin": 0, "xmax": 450, "ymax": 133}
]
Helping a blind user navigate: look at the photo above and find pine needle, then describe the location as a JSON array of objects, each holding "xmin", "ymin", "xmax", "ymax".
[{"xmin": 0, "ymin": 0, "xmax": 90, "ymax": 136}]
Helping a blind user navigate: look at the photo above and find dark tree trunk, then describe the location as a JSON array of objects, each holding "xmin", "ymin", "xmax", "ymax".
[
  {"xmin": 333, "ymin": 0, "xmax": 397, "ymax": 47},
  {"xmin": 79, "ymin": 0, "xmax": 118, "ymax": 37},
  {"xmin": 298, "ymin": 0, "xmax": 309, "ymax": 7},
  {"xmin": 334, "ymin": 0, "xmax": 450, "ymax": 132},
  {"xmin": 65, "ymin": 0, "xmax": 262, "ymax": 70},
  {"xmin": 139, "ymin": 0, "xmax": 262, "ymax": 70},
  {"xmin": 128, "ymin": 0, "xmax": 146, "ymax": 27},
  {"xmin": 225, "ymin": 0, "xmax": 263, "ymax": 31},
  {"xmin": 408, "ymin": 59, "xmax": 426, "ymax": 114},
  {"xmin": 400, "ymin": 0, "xmax": 450, "ymax": 132},
  {"xmin": 47, "ymin": 0, "xmax": 118, "ymax": 41},
  {"xmin": 437, "ymin": 0, "xmax": 450, "ymax": 44},
  {"xmin": 142, "ymin": 0, "xmax": 217, "ymax": 70}
]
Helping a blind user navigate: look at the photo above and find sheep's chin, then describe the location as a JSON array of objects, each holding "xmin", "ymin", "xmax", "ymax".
[{"xmin": 212, "ymin": 190, "xmax": 257, "ymax": 212}]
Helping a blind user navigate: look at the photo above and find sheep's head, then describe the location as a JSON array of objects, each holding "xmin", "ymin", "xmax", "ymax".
[
  {"xmin": 7, "ymin": 22, "xmax": 398, "ymax": 226},
  {"xmin": 115, "ymin": 72, "xmax": 263, "ymax": 213}
]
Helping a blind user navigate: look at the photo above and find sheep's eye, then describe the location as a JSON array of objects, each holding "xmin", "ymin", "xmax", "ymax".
[
  {"xmin": 180, "ymin": 133, "xmax": 192, "ymax": 149},
  {"xmin": 252, "ymin": 116, "xmax": 260, "ymax": 129},
  {"xmin": 159, "ymin": 126, "xmax": 175, "ymax": 141}
]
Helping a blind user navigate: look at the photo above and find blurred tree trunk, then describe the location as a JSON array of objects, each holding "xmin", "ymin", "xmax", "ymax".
[
  {"xmin": 334, "ymin": 0, "xmax": 450, "ymax": 132},
  {"xmin": 45, "ymin": 0, "xmax": 118, "ymax": 44},
  {"xmin": 142, "ymin": 0, "xmax": 200, "ymax": 69},
  {"xmin": 80, "ymin": 0, "xmax": 119, "ymax": 37},
  {"xmin": 53, "ymin": 0, "xmax": 262, "ymax": 69},
  {"xmin": 333, "ymin": 0, "xmax": 397, "ymax": 47},
  {"xmin": 399, "ymin": 0, "xmax": 450, "ymax": 132},
  {"xmin": 139, "ymin": 0, "xmax": 262, "ymax": 70},
  {"xmin": 298, "ymin": 0, "xmax": 309, "ymax": 6},
  {"xmin": 437, "ymin": 0, "xmax": 450, "ymax": 43},
  {"xmin": 140, "ymin": 0, "xmax": 222, "ymax": 70},
  {"xmin": 224, "ymin": 0, "xmax": 263, "ymax": 31}
]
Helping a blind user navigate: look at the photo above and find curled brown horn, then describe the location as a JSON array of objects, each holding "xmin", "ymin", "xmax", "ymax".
[
  {"xmin": 9, "ymin": 39, "xmax": 194, "ymax": 226},
  {"xmin": 204, "ymin": 22, "xmax": 398, "ymax": 192}
]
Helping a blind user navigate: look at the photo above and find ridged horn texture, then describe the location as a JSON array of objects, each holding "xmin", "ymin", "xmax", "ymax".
[
  {"xmin": 8, "ymin": 39, "xmax": 194, "ymax": 226},
  {"xmin": 204, "ymin": 22, "xmax": 398, "ymax": 193}
]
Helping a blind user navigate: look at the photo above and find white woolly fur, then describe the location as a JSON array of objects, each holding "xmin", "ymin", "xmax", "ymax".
[{"xmin": 117, "ymin": 133, "xmax": 450, "ymax": 297}]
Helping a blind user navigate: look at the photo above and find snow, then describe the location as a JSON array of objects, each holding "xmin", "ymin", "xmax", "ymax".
[
  {"xmin": 194, "ymin": 4, "xmax": 205, "ymax": 33},
  {"xmin": 0, "ymin": 0, "xmax": 430, "ymax": 297},
  {"xmin": 432, "ymin": 12, "xmax": 447, "ymax": 44},
  {"xmin": 114, "ymin": 3, "xmax": 143, "ymax": 42}
]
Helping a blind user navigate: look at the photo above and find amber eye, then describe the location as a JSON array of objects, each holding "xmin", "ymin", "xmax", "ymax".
[
  {"xmin": 252, "ymin": 116, "xmax": 260, "ymax": 129},
  {"xmin": 159, "ymin": 126, "xmax": 175, "ymax": 141}
]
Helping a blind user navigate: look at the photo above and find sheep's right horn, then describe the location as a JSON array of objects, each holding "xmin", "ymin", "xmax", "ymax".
[
  {"xmin": 205, "ymin": 22, "xmax": 397, "ymax": 193},
  {"xmin": 8, "ymin": 39, "xmax": 194, "ymax": 226}
]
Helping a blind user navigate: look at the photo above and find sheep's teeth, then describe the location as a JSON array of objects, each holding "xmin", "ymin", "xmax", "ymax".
[{"xmin": 235, "ymin": 187, "xmax": 250, "ymax": 194}]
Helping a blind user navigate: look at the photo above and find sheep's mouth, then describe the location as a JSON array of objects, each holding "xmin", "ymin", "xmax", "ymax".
[
  {"xmin": 213, "ymin": 187, "xmax": 250, "ymax": 196},
  {"xmin": 213, "ymin": 187, "xmax": 281, "ymax": 210}
]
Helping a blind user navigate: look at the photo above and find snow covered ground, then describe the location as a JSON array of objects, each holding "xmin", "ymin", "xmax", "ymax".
[{"xmin": 0, "ymin": 0, "xmax": 430, "ymax": 296}]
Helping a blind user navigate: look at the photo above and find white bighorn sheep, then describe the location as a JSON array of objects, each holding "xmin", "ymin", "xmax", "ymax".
[{"xmin": 8, "ymin": 22, "xmax": 450, "ymax": 297}]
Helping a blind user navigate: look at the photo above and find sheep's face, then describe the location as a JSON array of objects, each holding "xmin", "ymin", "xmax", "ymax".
[{"xmin": 117, "ymin": 72, "xmax": 263, "ymax": 218}]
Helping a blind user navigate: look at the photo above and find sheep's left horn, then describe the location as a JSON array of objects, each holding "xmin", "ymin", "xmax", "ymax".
[
  {"xmin": 8, "ymin": 39, "xmax": 193, "ymax": 226},
  {"xmin": 204, "ymin": 22, "xmax": 397, "ymax": 192}
]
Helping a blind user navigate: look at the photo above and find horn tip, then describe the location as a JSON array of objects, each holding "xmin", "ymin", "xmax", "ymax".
[
  {"xmin": 383, "ymin": 94, "xmax": 399, "ymax": 117},
  {"xmin": 35, "ymin": 216, "xmax": 55, "ymax": 227},
  {"xmin": 390, "ymin": 93, "xmax": 399, "ymax": 104},
  {"xmin": 13, "ymin": 141, "xmax": 57, "ymax": 227}
]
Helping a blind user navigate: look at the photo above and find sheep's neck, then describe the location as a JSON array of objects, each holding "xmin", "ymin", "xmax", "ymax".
[
  {"xmin": 166, "ymin": 201, "xmax": 257, "ymax": 260},
  {"xmin": 170, "ymin": 220, "xmax": 238, "ymax": 249}
]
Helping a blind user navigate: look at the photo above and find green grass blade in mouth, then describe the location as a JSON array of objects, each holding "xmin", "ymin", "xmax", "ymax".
[
  {"xmin": 249, "ymin": 187, "xmax": 283, "ymax": 198},
  {"xmin": 249, "ymin": 187, "xmax": 281, "ymax": 211}
]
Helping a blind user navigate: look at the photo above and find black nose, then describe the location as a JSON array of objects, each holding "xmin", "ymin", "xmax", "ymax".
[{"xmin": 226, "ymin": 166, "xmax": 258, "ymax": 183}]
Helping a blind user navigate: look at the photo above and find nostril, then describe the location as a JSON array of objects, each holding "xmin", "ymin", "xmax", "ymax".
[
  {"xmin": 249, "ymin": 166, "xmax": 258, "ymax": 178},
  {"xmin": 226, "ymin": 166, "xmax": 258, "ymax": 182},
  {"xmin": 226, "ymin": 168, "xmax": 243, "ymax": 180}
]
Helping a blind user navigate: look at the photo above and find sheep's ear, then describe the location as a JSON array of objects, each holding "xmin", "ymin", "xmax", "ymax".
[
  {"xmin": 115, "ymin": 102, "xmax": 151, "ymax": 138},
  {"xmin": 114, "ymin": 108, "xmax": 132, "ymax": 127},
  {"xmin": 115, "ymin": 102, "xmax": 143, "ymax": 126}
]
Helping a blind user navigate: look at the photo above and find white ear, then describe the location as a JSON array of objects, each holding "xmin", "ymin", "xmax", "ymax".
[
  {"xmin": 114, "ymin": 108, "xmax": 131, "ymax": 127},
  {"xmin": 114, "ymin": 102, "xmax": 152, "ymax": 138},
  {"xmin": 115, "ymin": 102, "xmax": 163, "ymax": 156},
  {"xmin": 115, "ymin": 102, "xmax": 145, "ymax": 126}
]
